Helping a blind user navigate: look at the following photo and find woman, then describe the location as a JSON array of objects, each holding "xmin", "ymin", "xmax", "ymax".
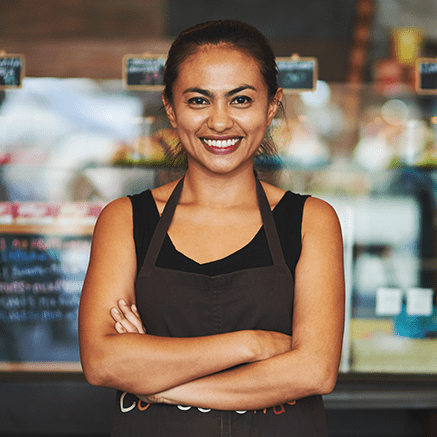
[{"xmin": 79, "ymin": 20, "xmax": 345, "ymax": 436}]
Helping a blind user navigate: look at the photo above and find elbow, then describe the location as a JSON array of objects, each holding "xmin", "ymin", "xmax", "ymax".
[
  {"xmin": 81, "ymin": 358, "xmax": 110, "ymax": 387},
  {"xmin": 80, "ymin": 348, "xmax": 117, "ymax": 388},
  {"xmin": 82, "ymin": 367, "xmax": 103, "ymax": 387},
  {"xmin": 81, "ymin": 349, "xmax": 157, "ymax": 394},
  {"xmin": 312, "ymin": 366, "xmax": 339, "ymax": 395},
  {"xmin": 79, "ymin": 334, "xmax": 124, "ymax": 388},
  {"xmin": 316, "ymin": 374, "xmax": 337, "ymax": 395}
]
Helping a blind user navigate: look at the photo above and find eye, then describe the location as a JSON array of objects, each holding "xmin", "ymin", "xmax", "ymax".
[
  {"xmin": 231, "ymin": 95, "xmax": 252, "ymax": 106},
  {"xmin": 188, "ymin": 97, "xmax": 209, "ymax": 106}
]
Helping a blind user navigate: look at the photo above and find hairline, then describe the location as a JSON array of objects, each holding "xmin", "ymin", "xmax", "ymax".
[{"xmin": 164, "ymin": 42, "xmax": 277, "ymax": 104}]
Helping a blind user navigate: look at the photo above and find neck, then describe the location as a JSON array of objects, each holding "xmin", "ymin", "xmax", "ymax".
[{"xmin": 180, "ymin": 165, "xmax": 258, "ymax": 210}]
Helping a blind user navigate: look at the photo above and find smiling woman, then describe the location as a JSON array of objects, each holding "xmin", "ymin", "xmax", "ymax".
[
  {"xmin": 78, "ymin": 19, "xmax": 345, "ymax": 437},
  {"xmin": 162, "ymin": 45, "xmax": 282, "ymax": 175}
]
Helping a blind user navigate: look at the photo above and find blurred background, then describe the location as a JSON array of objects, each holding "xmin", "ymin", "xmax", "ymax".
[{"xmin": 1, "ymin": 1, "xmax": 437, "ymax": 436}]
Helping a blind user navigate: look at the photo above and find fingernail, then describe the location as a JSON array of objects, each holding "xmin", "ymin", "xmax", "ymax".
[
  {"xmin": 119, "ymin": 299, "xmax": 127, "ymax": 306},
  {"xmin": 111, "ymin": 307, "xmax": 119, "ymax": 314},
  {"xmin": 131, "ymin": 304, "xmax": 137, "ymax": 312}
]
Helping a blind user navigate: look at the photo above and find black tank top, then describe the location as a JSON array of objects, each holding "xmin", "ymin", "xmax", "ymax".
[{"xmin": 128, "ymin": 189, "xmax": 309, "ymax": 277}]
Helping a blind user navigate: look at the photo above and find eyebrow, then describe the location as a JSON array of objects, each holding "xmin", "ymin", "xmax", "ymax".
[{"xmin": 183, "ymin": 85, "xmax": 256, "ymax": 98}]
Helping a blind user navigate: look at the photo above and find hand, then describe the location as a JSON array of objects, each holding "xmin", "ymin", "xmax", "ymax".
[
  {"xmin": 110, "ymin": 299, "xmax": 146, "ymax": 334},
  {"xmin": 136, "ymin": 393, "xmax": 159, "ymax": 404},
  {"xmin": 111, "ymin": 300, "xmax": 156, "ymax": 402}
]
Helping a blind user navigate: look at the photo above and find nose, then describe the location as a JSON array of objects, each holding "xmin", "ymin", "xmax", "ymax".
[{"xmin": 207, "ymin": 102, "xmax": 234, "ymax": 132}]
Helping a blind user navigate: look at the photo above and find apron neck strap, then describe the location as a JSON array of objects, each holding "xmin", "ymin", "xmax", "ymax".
[
  {"xmin": 143, "ymin": 176, "xmax": 286, "ymax": 269},
  {"xmin": 143, "ymin": 176, "xmax": 184, "ymax": 269},
  {"xmin": 255, "ymin": 178, "xmax": 287, "ymax": 267}
]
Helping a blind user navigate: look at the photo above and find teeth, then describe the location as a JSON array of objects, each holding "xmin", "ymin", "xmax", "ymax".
[{"xmin": 202, "ymin": 138, "xmax": 240, "ymax": 148}]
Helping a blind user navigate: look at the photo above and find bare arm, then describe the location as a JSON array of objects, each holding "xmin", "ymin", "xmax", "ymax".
[
  {"xmin": 78, "ymin": 198, "xmax": 292, "ymax": 395},
  {"xmin": 114, "ymin": 197, "xmax": 345, "ymax": 410}
]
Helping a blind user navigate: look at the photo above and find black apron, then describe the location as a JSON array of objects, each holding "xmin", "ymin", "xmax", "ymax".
[{"xmin": 111, "ymin": 177, "xmax": 328, "ymax": 437}]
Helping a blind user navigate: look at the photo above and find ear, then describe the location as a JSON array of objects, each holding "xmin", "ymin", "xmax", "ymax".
[
  {"xmin": 267, "ymin": 88, "xmax": 283, "ymax": 127},
  {"xmin": 162, "ymin": 91, "xmax": 177, "ymax": 128}
]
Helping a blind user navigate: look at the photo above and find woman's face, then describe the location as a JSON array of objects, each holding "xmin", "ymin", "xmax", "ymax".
[{"xmin": 163, "ymin": 45, "xmax": 282, "ymax": 176}]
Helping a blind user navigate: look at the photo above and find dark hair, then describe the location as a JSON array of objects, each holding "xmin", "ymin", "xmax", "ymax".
[
  {"xmin": 163, "ymin": 20, "xmax": 282, "ymax": 165},
  {"xmin": 163, "ymin": 20, "xmax": 279, "ymax": 104}
]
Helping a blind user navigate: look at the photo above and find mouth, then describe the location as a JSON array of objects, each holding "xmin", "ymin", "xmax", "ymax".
[{"xmin": 201, "ymin": 137, "xmax": 242, "ymax": 155}]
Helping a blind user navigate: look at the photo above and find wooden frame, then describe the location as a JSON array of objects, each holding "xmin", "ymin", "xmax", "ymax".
[
  {"xmin": 415, "ymin": 58, "xmax": 437, "ymax": 95},
  {"xmin": 0, "ymin": 53, "xmax": 25, "ymax": 90}
]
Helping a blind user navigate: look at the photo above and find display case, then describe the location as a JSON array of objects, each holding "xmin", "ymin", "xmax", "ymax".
[{"xmin": 0, "ymin": 77, "xmax": 436, "ymax": 379}]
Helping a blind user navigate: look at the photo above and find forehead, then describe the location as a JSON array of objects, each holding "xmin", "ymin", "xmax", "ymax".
[{"xmin": 176, "ymin": 45, "xmax": 265, "ymax": 90}]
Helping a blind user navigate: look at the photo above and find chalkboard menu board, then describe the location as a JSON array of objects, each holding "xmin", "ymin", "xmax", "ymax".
[
  {"xmin": 122, "ymin": 54, "xmax": 166, "ymax": 90},
  {"xmin": 0, "ymin": 202, "xmax": 102, "ymax": 371},
  {"xmin": 0, "ymin": 54, "xmax": 24, "ymax": 90},
  {"xmin": 416, "ymin": 58, "xmax": 437, "ymax": 94},
  {"xmin": 276, "ymin": 57, "xmax": 318, "ymax": 93}
]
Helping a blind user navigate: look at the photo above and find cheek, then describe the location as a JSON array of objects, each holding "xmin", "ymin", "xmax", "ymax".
[
  {"xmin": 240, "ymin": 112, "xmax": 269, "ymax": 135},
  {"xmin": 176, "ymin": 111, "xmax": 205, "ymax": 133}
]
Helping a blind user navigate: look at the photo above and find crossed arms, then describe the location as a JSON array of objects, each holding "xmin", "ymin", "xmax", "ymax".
[{"xmin": 78, "ymin": 195, "xmax": 345, "ymax": 411}]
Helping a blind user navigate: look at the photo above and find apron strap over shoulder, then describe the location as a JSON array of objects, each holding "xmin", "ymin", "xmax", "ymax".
[
  {"xmin": 141, "ymin": 175, "xmax": 287, "ymax": 275},
  {"xmin": 255, "ymin": 178, "xmax": 288, "ymax": 267},
  {"xmin": 142, "ymin": 177, "xmax": 184, "ymax": 272}
]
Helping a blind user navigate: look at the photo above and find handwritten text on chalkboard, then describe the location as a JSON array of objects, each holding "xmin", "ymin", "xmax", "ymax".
[{"xmin": 0, "ymin": 235, "xmax": 90, "ymax": 323}]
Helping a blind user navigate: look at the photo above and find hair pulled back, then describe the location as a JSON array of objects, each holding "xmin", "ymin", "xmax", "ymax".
[{"xmin": 163, "ymin": 20, "xmax": 279, "ymax": 104}]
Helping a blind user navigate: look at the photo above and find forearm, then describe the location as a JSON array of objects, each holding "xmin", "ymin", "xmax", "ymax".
[
  {"xmin": 82, "ymin": 296, "xmax": 293, "ymax": 395},
  {"xmin": 155, "ymin": 348, "xmax": 339, "ymax": 411},
  {"xmin": 81, "ymin": 329, "xmax": 260, "ymax": 394}
]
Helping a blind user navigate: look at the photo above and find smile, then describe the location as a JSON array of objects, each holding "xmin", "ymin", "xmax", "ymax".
[
  {"xmin": 202, "ymin": 138, "xmax": 241, "ymax": 148},
  {"xmin": 201, "ymin": 137, "xmax": 242, "ymax": 155}
]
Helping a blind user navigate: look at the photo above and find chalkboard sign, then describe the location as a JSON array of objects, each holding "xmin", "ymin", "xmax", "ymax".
[
  {"xmin": 122, "ymin": 54, "xmax": 166, "ymax": 90},
  {"xmin": 0, "ymin": 202, "xmax": 102, "ymax": 370},
  {"xmin": 0, "ymin": 54, "xmax": 25, "ymax": 90},
  {"xmin": 276, "ymin": 57, "xmax": 318, "ymax": 93},
  {"xmin": 416, "ymin": 58, "xmax": 437, "ymax": 94}
]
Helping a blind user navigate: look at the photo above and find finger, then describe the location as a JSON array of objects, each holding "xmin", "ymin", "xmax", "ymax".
[
  {"xmin": 115, "ymin": 321, "xmax": 126, "ymax": 334},
  {"xmin": 118, "ymin": 299, "xmax": 145, "ymax": 333},
  {"xmin": 110, "ymin": 307, "xmax": 138, "ymax": 333},
  {"xmin": 131, "ymin": 304, "xmax": 146, "ymax": 334},
  {"xmin": 110, "ymin": 306, "xmax": 122, "ymax": 323}
]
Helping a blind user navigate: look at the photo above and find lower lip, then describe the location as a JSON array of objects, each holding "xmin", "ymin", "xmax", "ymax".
[{"xmin": 202, "ymin": 140, "xmax": 241, "ymax": 155}]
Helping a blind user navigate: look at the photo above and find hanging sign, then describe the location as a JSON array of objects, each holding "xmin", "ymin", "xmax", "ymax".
[
  {"xmin": 122, "ymin": 54, "xmax": 166, "ymax": 90},
  {"xmin": 0, "ymin": 53, "xmax": 25, "ymax": 90},
  {"xmin": 276, "ymin": 55, "xmax": 318, "ymax": 93},
  {"xmin": 415, "ymin": 58, "xmax": 437, "ymax": 94}
]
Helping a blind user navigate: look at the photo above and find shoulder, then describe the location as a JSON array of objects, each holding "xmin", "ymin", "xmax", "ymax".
[
  {"xmin": 301, "ymin": 197, "xmax": 342, "ymax": 242},
  {"xmin": 261, "ymin": 181, "xmax": 309, "ymax": 218},
  {"xmin": 88, "ymin": 197, "xmax": 137, "ymax": 273},
  {"xmin": 93, "ymin": 197, "xmax": 133, "ymax": 240},
  {"xmin": 98, "ymin": 196, "xmax": 132, "ymax": 221},
  {"xmin": 259, "ymin": 181, "xmax": 287, "ymax": 210},
  {"xmin": 151, "ymin": 179, "xmax": 181, "ymax": 215},
  {"xmin": 128, "ymin": 189, "xmax": 156, "ymax": 220}
]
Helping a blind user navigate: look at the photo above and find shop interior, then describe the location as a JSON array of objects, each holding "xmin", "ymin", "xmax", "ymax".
[{"xmin": 1, "ymin": 1, "xmax": 437, "ymax": 436}]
